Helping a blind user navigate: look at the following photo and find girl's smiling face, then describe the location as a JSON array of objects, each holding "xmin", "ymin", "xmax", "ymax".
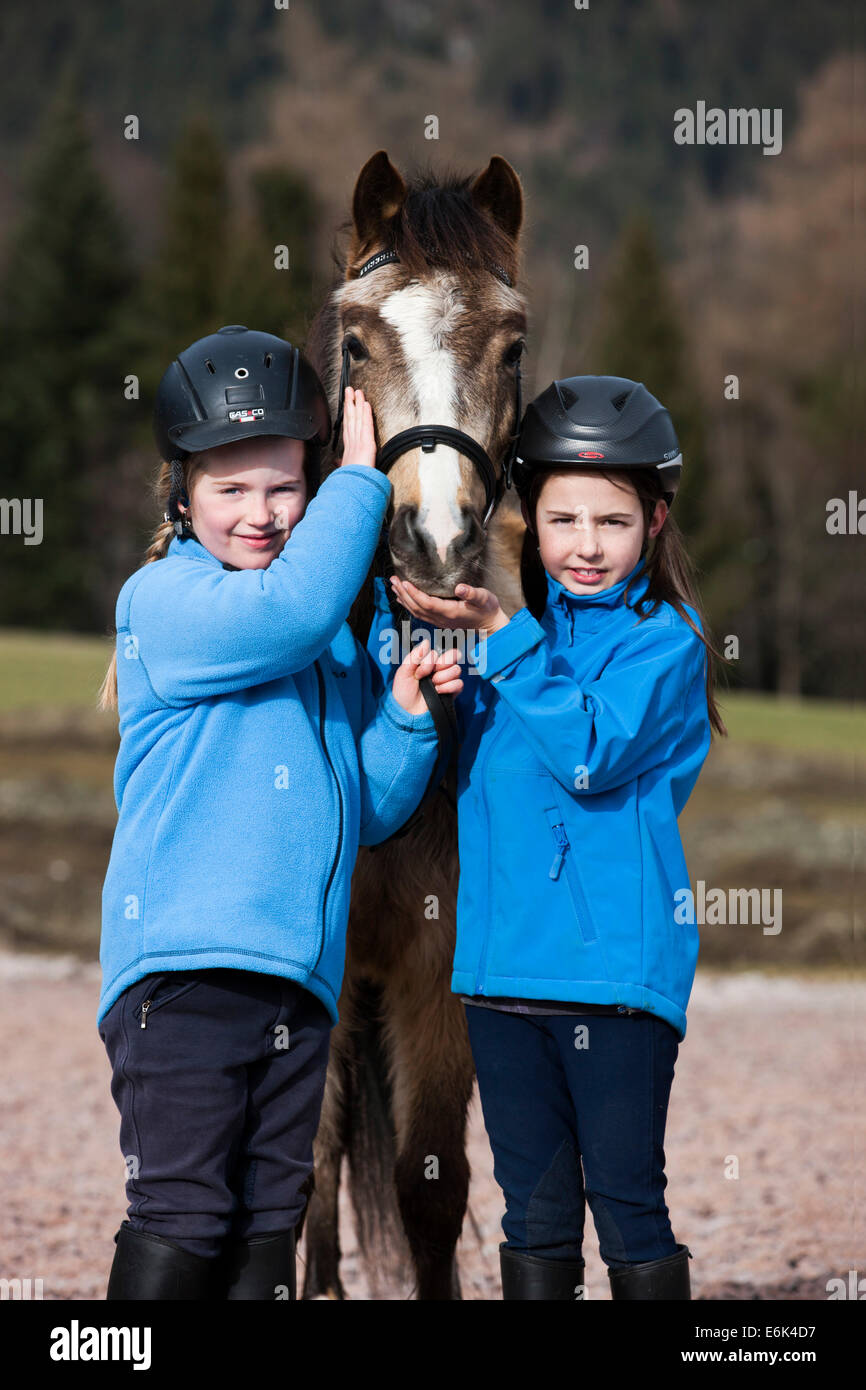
[
  {"xmin": 179, "ymin": 436, "xmax": 307, "ymax": 570},
  {"xmin": 525, "ymin": 470, "xmax": 668, "ymax": 593}
]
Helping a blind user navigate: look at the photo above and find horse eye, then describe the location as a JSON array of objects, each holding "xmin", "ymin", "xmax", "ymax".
[
  {"xmin": 344, "ymin": 334, "xmax": 368, "ymax": 362},
  {"xmin": 503, "ymin": 338, "xmax": 525, "ymax": 366}
]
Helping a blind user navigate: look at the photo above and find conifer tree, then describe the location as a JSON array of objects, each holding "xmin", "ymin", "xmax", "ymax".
[
  {"xmin": 221, "ymin": 164, "xmax": 320, "ymax": 342},
  {"xmin": 589, "ymin": 211, "xmax": 715, "ymax": 554},
  {"xmin": 0, "ymin": 82, "xmax": 132, "ymax": 628},
  {"xmin": 131, "ymin": 110, "xmax": 230, "ymax": 391}
]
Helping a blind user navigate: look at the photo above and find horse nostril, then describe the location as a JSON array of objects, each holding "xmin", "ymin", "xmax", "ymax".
[
  {"xmin": 451, "ymin": 511, "xmax": 483, "ymax": 556},
  {"xmin": 388, "ymin": 504, "xmax": 423, "ymax": 558}
]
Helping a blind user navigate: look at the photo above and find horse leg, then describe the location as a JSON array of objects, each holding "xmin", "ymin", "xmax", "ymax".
[
  {"xmin": 298, "ymin": 998, "xmax": 355, "ymax": 1300},
  {"xmin": 384, "ymin": 982, "xmax": 476, "ymax": 1300}
]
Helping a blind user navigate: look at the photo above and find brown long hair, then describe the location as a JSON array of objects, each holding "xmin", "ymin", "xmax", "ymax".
[
  {"xmin": 519, "ymin": 467, "xmax": 729, "ymax": 737},
  {"xmin": 98, "ymin": 442, "xmax": 319, "ymax": 712}
]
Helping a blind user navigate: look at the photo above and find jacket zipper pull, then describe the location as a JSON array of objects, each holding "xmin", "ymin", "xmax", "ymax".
[
  {"xmin": 140, "ymin": 999, "xmax": 152, "ymax": 1030},
  {"xmin": 549, "ymin": 824, "xmax": 569, "ymax": 879}
]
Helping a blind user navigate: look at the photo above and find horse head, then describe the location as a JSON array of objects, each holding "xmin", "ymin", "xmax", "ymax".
[{"xmin": 308, "ymin": 150, "xmax": 527, "ymax": 607}]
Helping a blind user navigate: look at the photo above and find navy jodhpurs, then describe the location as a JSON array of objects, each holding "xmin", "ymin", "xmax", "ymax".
[
  {"xmin": 98, "ymin": 967, "xmax": 332, "ymax": 1259},
  {"xmin": 463, "ymin": 1005, "xmax": 681, "ymax": 1269}
]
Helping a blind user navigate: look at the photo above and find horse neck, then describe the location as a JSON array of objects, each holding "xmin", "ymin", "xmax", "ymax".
[{"xmin": 347, "ymin": 564, "xmax": 378, "ymax": 645}]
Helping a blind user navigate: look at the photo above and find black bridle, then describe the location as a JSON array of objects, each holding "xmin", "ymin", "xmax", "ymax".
[
  {"xmin": 335, "ymin": 247, "xmax": 523, "ymax": 845},
  {"xmin": 330, "ymin": 248, "xmax": 522, "ymax": 530}
]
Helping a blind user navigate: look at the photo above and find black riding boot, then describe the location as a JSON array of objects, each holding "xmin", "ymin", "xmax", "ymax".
[
  {"xmin": 499, "ymin": 1243, "xmax": 586, "ymax": 1300},
  {"xmin": 106, "ymin": 1221, "xmax": 220, "ymax": 1300},
  {"xmin": 607, "ymin": 1242, "xmax": 692, "ymax": 1300},
  {"xmin": 220, "ymin": 1229, "xmax": 297, "ymax": 1300}
]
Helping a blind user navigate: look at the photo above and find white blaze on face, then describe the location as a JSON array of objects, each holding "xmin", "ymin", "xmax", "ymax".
[{"xmin": 379, "ymin": 276, "xmax": 466, "ymax": 561}]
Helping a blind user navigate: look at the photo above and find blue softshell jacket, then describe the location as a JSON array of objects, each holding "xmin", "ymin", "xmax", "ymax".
[
  {"xmin": 366, "ymin": 556, "xmax": 711, "ymax": 1040},
  {"xmin": 97, "ymin": 465, "xmax": 440, "ymax": 1029}
]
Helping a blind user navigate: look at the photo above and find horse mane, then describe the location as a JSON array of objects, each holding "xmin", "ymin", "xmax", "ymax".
[{"xmin": 326, "ymin": 160, "xmax": 518, "ymax": 281}]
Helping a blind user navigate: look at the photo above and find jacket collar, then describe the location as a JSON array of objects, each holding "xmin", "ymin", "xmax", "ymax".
[
  {"xmin": 545, "ymin": 555, "xmax": 649, "ymax": 610},
  {"xmin": 168, "ymin": 534, "xmax": 237, "ymax": 570},
  {"xmin": 543, "ymin": 557, "xmax": 650, "ymax": 645}
]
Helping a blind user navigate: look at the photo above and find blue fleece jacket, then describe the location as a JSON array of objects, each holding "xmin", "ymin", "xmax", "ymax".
[
  {"xmin": 452, "ymin": 558, "xmax": 712, "ymax": 1040},
  {"xmin": 97, "ymin": 465, "xmax": 439, "ymax": 1028},
  {"xmin": 366, "ymin": 558, "xmax": 712, "ymax": 1040}
]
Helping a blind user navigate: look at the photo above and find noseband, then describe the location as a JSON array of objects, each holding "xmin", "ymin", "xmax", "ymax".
[{"xmin": 330, "ymin": 249, "xmax": 522, "ymax": 530}]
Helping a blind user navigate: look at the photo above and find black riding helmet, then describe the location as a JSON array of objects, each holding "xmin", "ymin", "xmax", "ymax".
[
  {"xmin": 509, "ymin": 375, "xmax": 682, "ymax": 507},
  {"xmin": 154, "ymin": 325, "xmax": 331, "ymax": 532}
]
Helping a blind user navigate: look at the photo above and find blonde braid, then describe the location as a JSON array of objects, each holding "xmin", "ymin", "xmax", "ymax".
[{"xmin": 97, "ymin": 458, "xmax": 197, "ymax": 712}]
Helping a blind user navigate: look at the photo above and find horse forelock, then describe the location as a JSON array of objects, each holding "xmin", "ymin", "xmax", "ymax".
[{"xmin": 401, "ymin": 160, "xmax": 518, "ymax": 267}]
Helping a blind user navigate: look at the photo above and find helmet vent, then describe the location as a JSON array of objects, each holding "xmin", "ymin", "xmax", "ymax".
[
  {"xmin": 234, "ymin": 367, "xmax": 249, "ymax": 379},
  {"xmin": 611, "ymin": 390, "xmax": 631, "ymax": 411},
  {"xmin": 558, "ymin": 384, "xmax": 579, "ymax": 409},
  {"xmin": 264, "ymin": 353, "xmax": 272, "ymax": 368},
  {"xmin": 205, "ymin": 359, "xmax": 216, "ymax": 374}
]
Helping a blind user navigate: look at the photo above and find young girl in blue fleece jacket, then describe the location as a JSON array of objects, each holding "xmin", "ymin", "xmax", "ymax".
[
  {"xmin": 95, "ymin": 326, "xmax": 463, "ymax": 1301},
  {"xmin": 390, "ymin": 375, "xmax": 729, "ymax": 1302}
]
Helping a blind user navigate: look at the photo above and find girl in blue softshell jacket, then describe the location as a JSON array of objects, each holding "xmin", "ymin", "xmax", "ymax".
[
  {"xmin": 388, "ymin": 375, "xmax": 729, "ymax": 1301},
  {"xmin": 95, "ymin": 326, "xmax": 463, "ymax": 1301}
]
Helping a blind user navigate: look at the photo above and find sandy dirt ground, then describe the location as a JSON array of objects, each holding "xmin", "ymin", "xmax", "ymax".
[{"xmin": 1, "ymin": 952, "xmax": 862, "ymax": 1301}]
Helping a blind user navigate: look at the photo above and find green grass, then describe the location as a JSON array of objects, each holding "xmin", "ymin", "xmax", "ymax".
[
  {"xmin": 0, "ymin": 629, "xmax": 863, "ymax": 762},
  {"xmin": 0, "ymin": 629, "xmax": 114, "ymax": 711},
  {"xmin": 717, "ymin": 689, "xmax": 866, "ymax": 760}
]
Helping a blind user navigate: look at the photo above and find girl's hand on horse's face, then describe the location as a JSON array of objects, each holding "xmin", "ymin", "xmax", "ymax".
[
  {"xmin": 390, "ymin": 576, "xmax": 509, "ymax": 636},
  {"xmin": 390, "ymin": 638, "xmax": 465, "ymax": 716},
  {"xmin": 339, "ymin": 387, "xmax": 377, "ymax": 469}
]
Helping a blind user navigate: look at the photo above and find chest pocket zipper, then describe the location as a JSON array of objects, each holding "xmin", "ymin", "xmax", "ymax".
[
  {"xmin": 548, "ymin": 823, "xmax": 569, "ymax": 879},
  {"xmin": 544, "ymin": 809, "xmax": 599, "ymax": 946}
]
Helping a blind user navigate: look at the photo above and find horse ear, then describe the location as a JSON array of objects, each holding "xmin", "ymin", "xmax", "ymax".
[
  {"xmin": 468, "ymin": 155, "xmax": 523, "ymax": 242},
  {"xmin": 351, "ymin": 150, "xmax": 407, "ymax": 256}
]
